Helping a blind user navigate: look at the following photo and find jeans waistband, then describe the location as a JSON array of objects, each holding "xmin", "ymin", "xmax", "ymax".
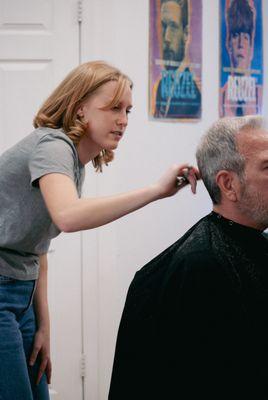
[{"xmin": 0, "ymin": 274, "xmax": 16, "ymax": 283}]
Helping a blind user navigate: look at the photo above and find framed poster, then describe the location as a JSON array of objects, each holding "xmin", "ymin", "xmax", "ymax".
[
  {"xmin": 149, "ymin": 0, "xmax": 202, "ymax": 121},
  {"xmin": 219, "ymin": 0, "xmax": 263, "ymax": 117}
]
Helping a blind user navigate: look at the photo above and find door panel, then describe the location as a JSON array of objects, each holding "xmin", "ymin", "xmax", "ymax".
[{"xmin": 0, "ymin": 1, "xmax": 83, "ymax": 399}]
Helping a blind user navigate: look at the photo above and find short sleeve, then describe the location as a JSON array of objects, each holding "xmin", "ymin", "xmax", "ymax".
[{"xmin": 29, "ymin": 132, "xmax": 77, "ymax": 187}]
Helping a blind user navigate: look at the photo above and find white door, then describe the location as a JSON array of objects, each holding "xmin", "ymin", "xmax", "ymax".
[{"xmin": 0, "ymin": 1, "xmax": 83, "ymax": 399}]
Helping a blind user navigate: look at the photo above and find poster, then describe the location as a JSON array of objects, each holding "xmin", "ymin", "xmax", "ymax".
[
  {"xmin": 149, "ymin": 0, "xmax": 202, "ymax": 122},
  {"xmin": 219, "ymin": 0, "xmax": 263, "ymax": 117}
]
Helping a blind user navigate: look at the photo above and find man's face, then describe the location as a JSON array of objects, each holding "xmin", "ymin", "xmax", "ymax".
[
  {"xmin": 236, "ymin": 129, "xmax": 268, "ymax": 230},
  {"xmin": 229, "ymin": 31, "xmax": 252, "ymax": 70},
  {"xmin": 161, "ymin": 1, "xmax": 186, "ymax": 64}
]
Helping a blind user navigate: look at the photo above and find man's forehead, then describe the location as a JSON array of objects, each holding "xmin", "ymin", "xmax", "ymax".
[
  {"xmin": 161, "ymin": 1, "xmax": 182, "ymax": 20},
  {"xmin": 237, "ymin": 128, "xmax": 268, "ymax": 157}
]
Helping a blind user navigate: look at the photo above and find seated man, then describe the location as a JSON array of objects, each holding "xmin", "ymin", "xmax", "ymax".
[{"xmin": 109, "ymin": 116, "xmax": 268, "ymax": 399}]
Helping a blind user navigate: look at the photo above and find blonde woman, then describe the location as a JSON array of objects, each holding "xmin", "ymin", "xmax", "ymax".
[{"xmin": 0, "ymin": 61, "xmax": 198, "ymax": 399}]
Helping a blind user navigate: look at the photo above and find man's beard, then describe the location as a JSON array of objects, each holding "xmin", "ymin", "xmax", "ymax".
[
  {"xmin": 163, "ymin": 47, "xmax": 185, "ymax": 67},
  {"xmin": 238, "ymin": 183, "xmax": 268, "ymax": 230}
]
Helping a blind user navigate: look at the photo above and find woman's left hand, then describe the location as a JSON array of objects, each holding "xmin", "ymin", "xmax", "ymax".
[{"xmin": 29, "ymin": 328, "xmax": 52, "ymax": 385}]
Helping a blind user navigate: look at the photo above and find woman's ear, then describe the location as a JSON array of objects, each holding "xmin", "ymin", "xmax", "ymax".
[
  {"xmin": 77, "ymin": 108, "xmax": 84, "ymax": 118},
  {"xmin": 216, "ymin": 170, "xmax": 239, "ymax": 202}
]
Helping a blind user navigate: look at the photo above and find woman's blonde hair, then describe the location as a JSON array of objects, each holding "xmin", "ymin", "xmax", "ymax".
[{"xmin": 33, "ymin": 60, "xmax": 133, "ymax": 171}]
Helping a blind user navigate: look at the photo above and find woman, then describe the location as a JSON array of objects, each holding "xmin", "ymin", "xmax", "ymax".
[{"xmin": 0, "ymin": 61, "xmax": 198, "ymax": 399}]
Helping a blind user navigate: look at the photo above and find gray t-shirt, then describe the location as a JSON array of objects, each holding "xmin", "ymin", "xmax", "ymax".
[{"xmin": 0, "ymin": 127, "xmax": 85, "ymax": 280}]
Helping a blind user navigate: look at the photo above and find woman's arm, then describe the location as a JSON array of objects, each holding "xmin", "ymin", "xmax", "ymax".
[
  {"xmin": 29, "ymin": 253, "xmax": 52, "ymax": 385},
  {"xmin": 39, "ymin": 164, "xmax": 198, "ymax": 233}
]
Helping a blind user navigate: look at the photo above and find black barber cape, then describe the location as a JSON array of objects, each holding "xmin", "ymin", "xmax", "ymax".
[{"xmin": 109, "ymin": 212, "xmax": 268, "ymax": 400}]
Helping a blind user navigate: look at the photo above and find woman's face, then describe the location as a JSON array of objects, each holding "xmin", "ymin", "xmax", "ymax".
[{"xmin": 78, "ymin": 80, "xmax": 133, "ymax": 155}]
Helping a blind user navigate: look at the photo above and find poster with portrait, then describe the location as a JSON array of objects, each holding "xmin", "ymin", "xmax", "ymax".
[
  {"xmin": 149, "ymin": 0, "xmax": 202, "ymax": 122},
  {"xmin": 219, "ymin": 0, "xmax": 263, "ymax": 117}
]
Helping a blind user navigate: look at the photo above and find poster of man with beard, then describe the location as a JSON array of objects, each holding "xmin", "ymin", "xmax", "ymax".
[
  {"xmin": 149, "ymin": 0, "xmax": 202, "ymax": 121},
  {"xmin": 219, "ymin": 0, "xmax": 263, "ymax": 117}
]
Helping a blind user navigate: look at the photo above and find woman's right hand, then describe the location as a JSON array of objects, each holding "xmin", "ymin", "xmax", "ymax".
[{"xmin": 152, "ymin": 164, "xmax": 200, "ymax": 200}]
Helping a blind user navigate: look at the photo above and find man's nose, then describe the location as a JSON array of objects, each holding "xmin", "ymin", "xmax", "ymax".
[{"xmin": 164, "ymin": 26, "xmax": 172, "ymax": 44}]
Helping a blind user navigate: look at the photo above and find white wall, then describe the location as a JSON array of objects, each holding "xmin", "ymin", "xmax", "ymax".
[
  {"xmin": 1, "ymin": 1, "xmax": 267, "ymax": 399},
  {"xmin": 81, "ymin": 0, "xmax": 268, "ymax": 398}
]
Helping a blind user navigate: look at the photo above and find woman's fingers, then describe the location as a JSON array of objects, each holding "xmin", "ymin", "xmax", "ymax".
[
  {"xmin": 176, "ymin": 166, "xmax": 200, "ymax": 194},
  {"xmin": 29, "ymin": 345, "xmax": 40, "ymax": 367},
  {"xmin": 46, "ymin": 358, "xmax": 52, "ymax": 384},
  {"xmin": 188, "ymin": 173, "xmax": 197, "ymax": 194},
  {"xmin": 36, "ymin": 357, "xmax": 49, "ymax": 385},
  {"xmin": 29, "ymin": 331, "xmax": 52, "ymax": 385},
  {"xmin": 185, "ymin": 167, "xmax": 200, "ymax": 194}
]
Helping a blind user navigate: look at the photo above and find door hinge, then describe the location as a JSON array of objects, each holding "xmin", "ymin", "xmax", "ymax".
[
  {"xmin": 77, "ymin": 0, "xmax": 83, "ymax": 23},
  {"xmin": 80, "ymin": 353, "xmax": 86, "ymax": 378}
]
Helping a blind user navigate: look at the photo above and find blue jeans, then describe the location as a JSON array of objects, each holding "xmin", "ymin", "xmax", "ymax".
[{"xmin": 0, "ymin": 275, "xmax": 49, "ymax": 400}]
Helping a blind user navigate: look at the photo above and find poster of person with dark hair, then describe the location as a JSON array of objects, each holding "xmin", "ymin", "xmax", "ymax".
[
  {"xmin": 219, "ymin": 0, "xmax": 263, "ymax": 117},
  {"xmin": 149, "ymin": 0, "xmax": 202, "ymax": 121}
]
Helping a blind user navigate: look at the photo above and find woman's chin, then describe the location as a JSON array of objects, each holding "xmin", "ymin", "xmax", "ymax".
[{"xmin": 104, "ymin": 142, "xmax": 119, "ymax": 151}]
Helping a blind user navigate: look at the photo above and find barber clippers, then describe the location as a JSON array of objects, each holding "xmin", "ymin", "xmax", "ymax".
[{"xmin": 176, "ymin": 167, "xmax": 192, "ymax": 187}]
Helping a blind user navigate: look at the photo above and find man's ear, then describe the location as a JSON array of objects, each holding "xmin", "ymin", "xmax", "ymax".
[
  {"xmin": 216, "ymin": 170, "xmax": 239, "ymax": 202},
  {"xmin": 183, "ymin": 25, "xmax": 189, "ymax": 44}
]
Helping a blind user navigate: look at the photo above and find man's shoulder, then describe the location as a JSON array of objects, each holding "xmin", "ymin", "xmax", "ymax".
[
  {"xmin": 179, "ymin": 214, "xmax": 215, "ymax": 253},
  {"xmin": 125, "ymin": 215, "xmax": 237, "ymax": 317},
  {"xmin": 170, "ymin": 214, "xmax": 220, "ymax": 263},
  {"xmin": 132, "ymin": 215, "xmax": 221, "ymax": 288},
  {"xmin": 166, "ymin": 215, "xmax": 223, "ymax": 281}
]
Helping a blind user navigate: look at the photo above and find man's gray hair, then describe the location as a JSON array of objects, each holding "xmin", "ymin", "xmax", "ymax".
[{"xmin": 196, "ymin": 115, "xmax": 265, "ymax": 204}]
